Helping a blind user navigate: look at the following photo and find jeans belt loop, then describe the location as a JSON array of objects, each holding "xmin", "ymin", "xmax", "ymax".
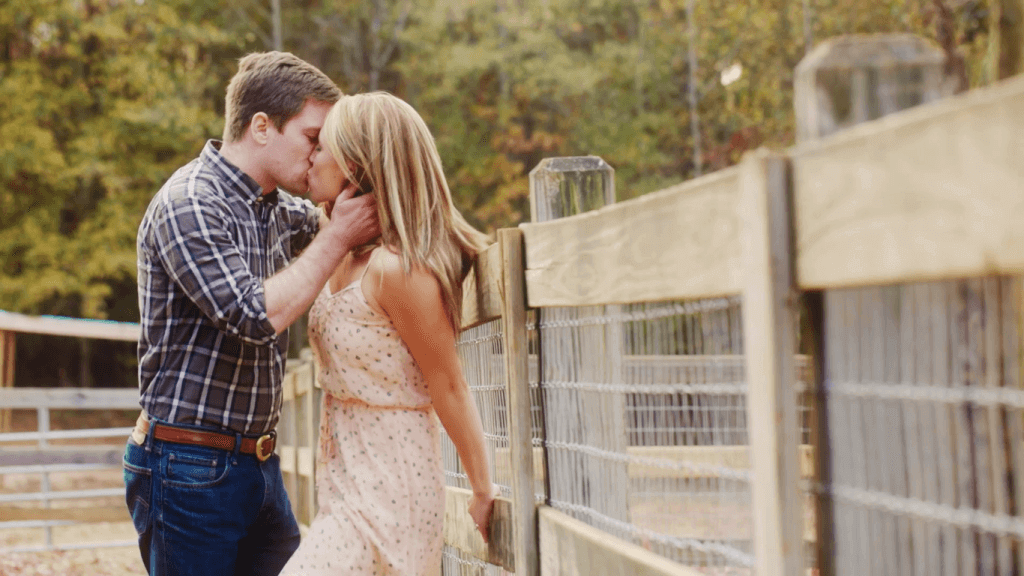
[{"xmin": 232, "ymin": 432, "xmax": 243, "ymax": 460}]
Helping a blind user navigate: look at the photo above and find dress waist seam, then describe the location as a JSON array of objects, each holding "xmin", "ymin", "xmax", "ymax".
[{"xmin": 325, "ymin": 391, "xmax": 431, "ymax": 412}]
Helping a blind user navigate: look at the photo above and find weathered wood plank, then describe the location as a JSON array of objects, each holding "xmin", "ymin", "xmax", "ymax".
[
  {"xmin": 802, "ymin": 291, "xmax": 836, "ymax": 576},
  {"xmin": 0, "ymin": 448, "xmax": 124, "ymax": 467},
  {"xmin": 0, "ymin": 505, "xmax": 130, "ymax": 523},
  {"xmin": 791, "ymin": 74, "xmax": 1024, "ymax": 289},
  {"xmin": 538, "ymin": 506, "xmax": 705, "ymax": 576},
  {"xmin": 0, "ymin": 311, "xmax": 140, "ymax": 341},
  {"xmin": 443, "ymin": 486, "xmax": 515, "ymax": 572},
  {"xmin": 1, "ymin": 330, "xmax": 13, "ymax": 433},
  {"xmin": 495, "ymin": 445, "xmax": 815, "ymax": 483},
  {"xmin": 740, "ymin": 150, "xmax": 804, "ymax": 575},
  {"xmin": 499, "ymin": 229, "xmax": 539, "ymax": 576},
  {"xmin": 296, "ymin": 447, "xmax": 313, "ymax": 477},
  {"xmin": 461, "ymin": 242, "xmax": 503, "ymax": 330},
  {"xmin": 278, "ymin": 445, "xmax": 296, "ymax": 474},
  {"xmin": 0, "ymin": 388, "xmax": 139, "ymax": 410},
  {"xmin": 521, "ymin": 167, "xmax": 743, "ymax": 307}
]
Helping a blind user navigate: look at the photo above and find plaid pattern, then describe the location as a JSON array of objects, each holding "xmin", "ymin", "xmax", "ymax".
[{"xmin": 137, "ymin": 140, "xmax": 319, "ymax": 435}]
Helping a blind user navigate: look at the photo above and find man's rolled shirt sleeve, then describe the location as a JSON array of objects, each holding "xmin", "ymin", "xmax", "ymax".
[
  {"xmin": 279, "ymin": 192, "xmax": 320, "ymax": 257},
  {"xmin": 154, "ymin": 196, "xmax": 278, "ymax": 346}
]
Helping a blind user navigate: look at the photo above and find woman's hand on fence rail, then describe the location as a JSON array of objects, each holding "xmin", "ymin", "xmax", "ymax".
[{"xmin": 468, "ymin": 483, "xmax": 500, "ymax": 543}]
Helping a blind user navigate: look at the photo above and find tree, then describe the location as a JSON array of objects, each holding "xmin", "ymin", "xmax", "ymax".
[
  {"xmin": 282, "ymin": 0, "xmax": 412, "ymax": 93},
  {"xmin": 0, "ymin": 0, "xmax": 243, "ymax": 385},
  {"xmin": 0, "ymin": 0, "xmax": 997, "ymax": 385}
]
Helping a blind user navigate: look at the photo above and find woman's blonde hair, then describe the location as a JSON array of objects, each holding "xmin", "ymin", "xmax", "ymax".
[{"xmin": 321, "ymin": 92, "xmax": 491, "ymax": 330}]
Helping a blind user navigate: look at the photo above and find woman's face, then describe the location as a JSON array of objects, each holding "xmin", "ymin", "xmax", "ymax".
[{"xmin": 307, "ymin": 131, "xmax": 348, "ymax": 205}]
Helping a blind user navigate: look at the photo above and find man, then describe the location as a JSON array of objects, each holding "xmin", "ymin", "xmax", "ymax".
[{"xmin": 123, "ymin": 52, "xmax": 379, "ymax": 576}]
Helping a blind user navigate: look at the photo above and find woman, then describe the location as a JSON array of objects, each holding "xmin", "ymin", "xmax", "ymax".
[{"xmin": 281, "ymin": 92, "xmax": 497, "ymax": 576}]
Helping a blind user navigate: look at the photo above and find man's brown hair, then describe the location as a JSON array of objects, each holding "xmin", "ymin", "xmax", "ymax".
[{"xmin": 222, "ymin": 51, "xmax": 341, "ymax": 143}]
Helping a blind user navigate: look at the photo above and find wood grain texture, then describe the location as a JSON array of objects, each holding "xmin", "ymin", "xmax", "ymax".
[
  {"xmin": 495, "ymin": 445, "xmax": 815, "ymax": 482},
  {"xmin": 739, "ymin": 150, "xmax": 805, "ymax": 576},
  {"xmin": 461, "ymin": 242, "xmax": 503, "ymax": 330},
  {"xmin": 279, "ymin": 358, "xmax": 319, "ymax": 528},
  {"xmin": 1, "ymin": 330, "xmax": 13, "ymax": 432},
  {"xmin": 0, "ymin": 505, "xmax": 130, "ymax": 523},
  {"xmin": 0, "ymin": 311, "xmax": 140, "ymax": 341},
  {"xmin": 521, "ymin": 167, "xmax": 743, "ymax": 307},
  {"xmin": 537, "ymin": 506, "xmax": 705, "ymax": 576},
  {"xmin": 1012, "ymin": 280, "xmax": 1024, "ymax": 576},
  {"xmin": 299, "ymin": 369, "xmax": 317, "ymax": 526},
  {"xmin": 443, "ymin": 486, "xmax": 515, "ymax": 572},
  {"xmin": 278, "ymin": 368, "xmax": 300, "ymax": 508},
  {"xmin": 0, "ymin": 388, "xmax": 139, "ymax": 409},
  {"xmin": 0, "ymin": 448, "xmax": 124, "ymax": 467},
  {"xmin": 278, "ymin": 445, "xmax": 296, "ymax": 474},
  {"xmin": 791, "ymin": 74, "xmax": 1024, "ymax": 289},
  {"xmin": 498, "ymin": 229, "xmax": 540, "ymax": 576}
]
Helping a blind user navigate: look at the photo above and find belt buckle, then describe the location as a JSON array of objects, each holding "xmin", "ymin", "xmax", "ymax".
[{"xmin": 255, "ymin": 433, "xmax": 274, "ymax": 462}]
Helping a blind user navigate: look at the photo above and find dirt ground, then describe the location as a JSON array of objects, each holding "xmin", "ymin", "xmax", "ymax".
[
  {"xmin": 1, "ymin": 410, "xmax": 145, "ymax": 576},
  {"xmin": 1, "ymin": 409, "xmax": 809, "ymax": 575},
  {"xmin": 0, "ymin": 547, "xmax": 144, "ymax": 576}
]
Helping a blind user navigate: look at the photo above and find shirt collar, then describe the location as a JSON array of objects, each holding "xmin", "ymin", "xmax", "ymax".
[{"xmin": 199, "ymin": 140, "xmax": 278, "ymax": 206}]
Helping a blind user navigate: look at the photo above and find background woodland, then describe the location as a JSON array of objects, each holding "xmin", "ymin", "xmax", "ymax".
[{"xmin": 0, "ymin": 0, "xmax": 999, "ymax": 386}]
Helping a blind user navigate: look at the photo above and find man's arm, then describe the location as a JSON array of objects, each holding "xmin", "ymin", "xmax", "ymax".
[
  {"xmin": 263, "ymin": 189, "xmax": 378, "ymax": 333},
  {"xmin": 277, "ymin": 190, "xmax": 321, "ymax": 256}
]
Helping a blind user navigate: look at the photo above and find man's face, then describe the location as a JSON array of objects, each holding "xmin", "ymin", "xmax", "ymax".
[{"xmin": 263, "ymin": 99, "xmax": 333, "ymax": 195}]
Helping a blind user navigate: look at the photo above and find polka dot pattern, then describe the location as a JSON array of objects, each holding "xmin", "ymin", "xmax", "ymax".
[{"xmin": 281, "ymin": 252, "xmax": 444, "ymax": 576}]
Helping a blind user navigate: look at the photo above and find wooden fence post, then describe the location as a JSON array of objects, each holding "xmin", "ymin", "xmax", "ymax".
[
  {"xmin": 987, "ymin": 0, "xmax": 1024, "ymax": 82},
  {"xmin": 794, "ymin": 34, "xmax": 956, "ymax": 576},
  {"xmin": 297, "ymin": 359, "xmax": 317, "ymax": 527},
  {"xmin": 528, "ymin": 156, "xmax": 630, "ymax": 528},
  {"xmin": 500, "ymin": 227, "xmax": 537, "ymax": 576},
  {"xmin": 0, "ymin": 331, "xmax": 13, "ymax": 432},
  {"xmin": 740, "ymin": 150, "xmax": 803, "ymax": 576},
  {"xmin": 794, "ymin": 34, "xmax": 950, "ymax": 142}
]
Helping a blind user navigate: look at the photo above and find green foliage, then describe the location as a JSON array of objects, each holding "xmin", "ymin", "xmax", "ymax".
[
  {"xmin": 0, "ymin": 0, "xmax": 995, "ymax": 318},
  {"xmin": 0, "ymin": 0, "xmax": 240, "ymax": 319}
]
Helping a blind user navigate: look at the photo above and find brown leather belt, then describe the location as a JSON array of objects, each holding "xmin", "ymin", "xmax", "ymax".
[{"xmin": 151, "ymin": 423, "xmax": 276, "ymax": 462}]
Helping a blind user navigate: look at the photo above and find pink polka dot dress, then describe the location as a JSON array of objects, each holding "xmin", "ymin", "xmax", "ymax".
[{"xmin": 282, "ymin": 249, "xmax": 444, "ymax": 576}]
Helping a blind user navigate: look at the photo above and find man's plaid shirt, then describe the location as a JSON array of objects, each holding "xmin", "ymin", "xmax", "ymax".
[{"xmin": 137, "ymin": 140, "xmax": 319, "ymax": 435}]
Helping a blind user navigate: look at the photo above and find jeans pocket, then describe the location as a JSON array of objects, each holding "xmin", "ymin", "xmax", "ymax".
[
  {"xmin": 164, "ymin": 447, "xmax": 230, "ymax": 489},
  {"xmin": 123, "ymin": 440, "xmax": 151, "ymax": 535}
]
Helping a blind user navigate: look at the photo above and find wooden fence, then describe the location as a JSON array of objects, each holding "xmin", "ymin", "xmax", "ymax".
[
  {"xmin": 0, "ymin": 312, "xmax": 140, "ymax": 553},
  {"xmin": 2, "ymin": 33, "xmax": 1023, "ymax": 575},
  {"xmin": 0, "ymin": 387, "xmax": 137, "ymax": 552},
  {"xmin": 275, "ymin": 70, "xmax": 1024, "ymax": 576},
  {"xmin": 449, "ymin": 59, "xmax": 1024, "ymax": 576}
]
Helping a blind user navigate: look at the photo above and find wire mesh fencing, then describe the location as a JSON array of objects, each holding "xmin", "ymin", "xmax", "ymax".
[
  {"xmin": 538, "ymin": 297, "xmax": 758, "ymax": 571},
  {"xmin": 443, "ymin": 319, "xmax": 513, "ymax": 576},
  {"xmin": 819, "ymin": 277, "xmax": 1024, "ymax": 576}
]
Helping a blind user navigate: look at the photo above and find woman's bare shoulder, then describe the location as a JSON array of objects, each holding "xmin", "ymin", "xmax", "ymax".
[
  {"xmin": 369, "ymin": 248, "xmax": 440, "ymax": 305},
  {"xmin": 365, "ymin": 246, "xmax": 402, "ymax": 286}
]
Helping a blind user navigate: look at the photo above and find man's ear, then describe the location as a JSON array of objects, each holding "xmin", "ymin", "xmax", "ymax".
[{"xmin": 249, "ymin": 112, "xmax": 271, "ymax": 145}]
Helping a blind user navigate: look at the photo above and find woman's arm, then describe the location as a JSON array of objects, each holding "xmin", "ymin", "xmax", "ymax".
[{"xmin": 372, "ymin": 251, "xmax": 498, "ymax": 540}]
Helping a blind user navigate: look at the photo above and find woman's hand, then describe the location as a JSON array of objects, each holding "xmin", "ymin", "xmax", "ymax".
[{"xmin": 468, "ymin": 484, "xmax": 500, "ymax": 543}]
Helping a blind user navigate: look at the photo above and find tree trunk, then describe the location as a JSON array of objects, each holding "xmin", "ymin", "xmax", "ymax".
[{"xmin": 989, "ymin": 0, "xmax": 1024, "ymax": 80}]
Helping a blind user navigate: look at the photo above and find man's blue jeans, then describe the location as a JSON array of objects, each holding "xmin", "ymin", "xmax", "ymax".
[{"xmin": 122, "ymin": 423, "xmax": 301, "ymax": 576}]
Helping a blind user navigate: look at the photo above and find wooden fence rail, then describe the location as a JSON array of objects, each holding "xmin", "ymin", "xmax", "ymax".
[
  {"xmin": 0, "ymin": 387, "xmax": 138, "ymax": 552},
  {"xmin": 423, "ymin": 66, "xmax": 1024, "ymax": 575},
  {"xmin": 1, "ymin": 33, "xmax": 1022, "ymax": 576}
]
